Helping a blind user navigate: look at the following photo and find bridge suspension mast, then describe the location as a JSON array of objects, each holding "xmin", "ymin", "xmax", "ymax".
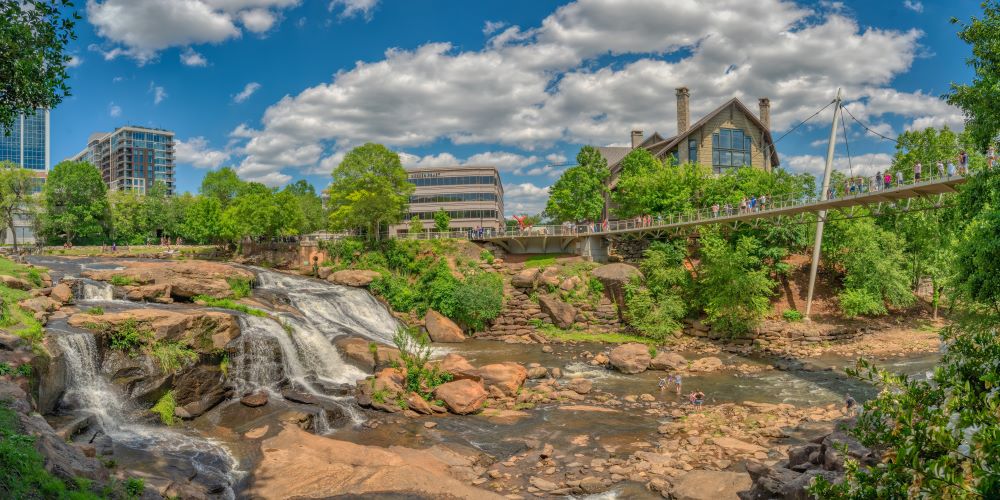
[{"xmin": 805, "ymin": 88, "xmax": 842, "ymax": 319}]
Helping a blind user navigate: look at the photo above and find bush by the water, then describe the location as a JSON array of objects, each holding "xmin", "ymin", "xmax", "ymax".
[
  {"xmin": 391, "ymin": 328, "xmax": 453, "ymax": 400},
  {"xmin": 150, "ymin": 391, "xmax": 176, "ymax": 426},
  {"xmin": 781, "ymin": 309, "xmax": 803, "ymax": 322}
]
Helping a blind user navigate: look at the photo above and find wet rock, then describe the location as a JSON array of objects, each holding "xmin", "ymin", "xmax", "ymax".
[
  {"xmin": 671, "ymin": 470, "xmax": 752, "ymax": 500},
  {"xmin": 530, "ymin": 476, "xmax": 559, "ymax": 492},
  {"xmin": 82, "ymin": 260, "xmax": 254, "ymax": 300},
  {"xmin": 406, "ymin": 392, "xmax": 434, "ymax": 415},
  {"xmin": 100, "ymin": 350, "xmax": 172, "ymax": 401},
  {"xmin": 560, "ymin": 276, "xmax": 582, "ymax": 291},
  {"xmin": 125, "ymin": 283, "xmax": 172, "ymax": 302},
  {"xmin": 579, "ymin": 476, "xmax": 605, "ymax": 494},
  {"xmin": 550, "ymin": 367, "xmax": 562, "ymax": 378},
  {"xmin": 0, "ymin": 274, "xmax": 34, "ymax": 290},
  {"xmin": 526, "ymin": 366, "xmax": 548, "ymax": 379},
  {"xmin": 475, "ymin": 362, "xmax": 527, "ymax": 396},
  {"xmin": 713, "ymin": 436, "xmax": 767, "ymax": 454},
  {"xmin": 741, "ymin": 461, "xmax": 841, "ymax": 500},
  {"xmin": 281, "ymin": 389, "xmax": 319, "ymax": 405},
  {"xmin": 650, "ymin": 352, "xmax": 687, "ymax": 371},
  {"xmin": 327, "ymin": 269, "xmax": 380, "ymax": 287},
  {"xmin": 19, "ymin": 296, "xmax": 60, "ymax": 315},
  {"xmin": 69, "ymin": 308, "xmax": 239, "ymax": 353},
  {"xmin": 34, "ymin": 338, "xmax": 68, "ymax": 414},
  {"xmin": 821, "ymin": 429, "xmax": 875, "ymax": 471},
  {"xmin": 433, "ymin": 379, "xmax": 488, "ymax": 415},
  {"xmin": 50, "ymin": 283, "xmax": 74, "ymax": 304},
  {"xmin": 538, "ymin": 294, "xmax": 576, "ymax": 329},
  {"xmin": 689, "ymin": 356, "xmax": 724, "ymax": 372},
  {"xmin": 174, "ymin": 365, "xmax": 231, "ymax": 418},
  {"xmin": 567, "ymin": 377, "xmax": 592, "ymax": 395},
  {"xmin": 608, "ymin": 343, "xmax": 652, "ymax": 374},
  {"xmin": 424, "ymin": 310, "xmax": 466, "ymax": 343},
  {"xmin": 334, "ymin": 337, "xmax": 401, "ymax": 372},
  {"xmin": 438, "ymin": 353, "xmax": 480, "ymax": 381},
  {"xmin": 241, "ymin": 391, "xmax": 269, "ymax": 407}
]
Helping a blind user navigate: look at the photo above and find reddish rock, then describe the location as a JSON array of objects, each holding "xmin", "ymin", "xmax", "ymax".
[
  {"xmin": 438, "ymin": 353, "xmax": 480, "ymax": 381},
  {"xmin": 609, "ymin": 343, "xmax": 652, "ymax": 374},
  {"xmin": 335, "ymin": 337, "xmax": 401, "ymax": 372},
  {"xmin": 0, "ymin": 275, "xmax": 33, "ymax": 291},
  {"xmin": 241, "ymin": 391, "xmax": 269, "ymax": 407},
  {"xmin": 125, "ymin": 283, "xmax": 172, "ymax": 302},
  {"xmin": 511, "ymin": 268, "xmax": 539, "ymax": 288},
  {"xmin": 689, "ymin": 356, "xmax": 724, "ymax": 372},
  {"xmin": 424, "ymin": 310, "xmax": 465, "ymax": 343},
  {"xmin": 650, "ymin": 352, "xmax": 687, "ymax": 371},
  {"xmin": 538, "ymin": 295, "xmax": 576, "ymax": 329},
  {"xmin": 433, "ymin": 379, "xmax": 488, "ymax": 415},
  {"xmin": 475, "ymin": 362, "xmax": 527, "ymax": 397},
  {"xmin": 49, "ymin": 283, "xmax": 74, "ymax": 304},
  {"xmin": 68, "ymin": 308, "xmax": 239, "ymax": 353},
  {"xmin": 567, "ymin": 377, "xmax": 593, "ymax": 395},
  {"xmin": 18, "ymin": 296, "xmax": 59, "ymax": 315},
  {"xmin": 82, "ymin": 260, "xmax": 254, "ymax": 300},
  {"xmin": 327, "ymin": 270, "xmax": 380, "ymax": 287}
]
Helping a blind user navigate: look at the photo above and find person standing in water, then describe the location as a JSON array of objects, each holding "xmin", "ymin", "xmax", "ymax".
[{"xmin": 845, "ymin": 394, "xmax": 858, "ymax": 416}]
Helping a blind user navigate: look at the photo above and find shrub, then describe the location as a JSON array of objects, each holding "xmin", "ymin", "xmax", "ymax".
[
  {"xmin": 839, "ymin": 288, "xmax": 888, "ymax": 318},
  {"xmin": 124, "ymin": 477, "xmax": 145, "ymax": 498},
  {"xmin": 150, "ymin": 342, "xmax": 198, "ymax": 374},
  {"xmin": 192, "ymin": 295, "xmax": 267, "ymax": 317},
  {"xmin": 480, "ymin": 249, "xmax": 495, "ymax": 264},
  {"xmin": 109, "ymin": 275, "xmax": 135, "ymax": 286},
  {"xmin": 227, "ymin": 277, "xmax": 252, "ymax": 299},
  {"xmin": 451, "ymin": 272, "xmax": 504, "ymax": 331},
  {"xmin": 15, "ymin": 364, "xmax": 30, "ymax": 377},
  {"xmin": 392, "ymin": 328, "xmax": 453, "ymax": 399},
  {"xmin": 25, "ymin": 268, "xmax": 42, "ymax": 287},
  {"xmin": 0, "ymin": 363, "xmax": 11, "ymax": 376},
  {"xmin": 419, "ymin": 261, "xmax": 459, "ymax": 317},
  {"xmin": 370, "ymin": 273, "xmax": 419, "ymax": 312},
  {"xmin": 624, "ymin": 282, "xmax": 684, "ymax": 341},
  {"xmin": 219, "ymin": 355, "xmax": 230, "ymax": 377},
  {"xmin": 86, "ymin": 306, "xmax": 104, "ymax": 315},
  {"xmin": 588, "ymin": 277, "xmax": 604, "ymax": 295},
  {"xmin": 782, "ymin": 309, "xmax": 803, "ymax": 322},
  {"xmin": 321, "ymin": 237, "xmax": 365, "ymax": 265},
  {"xmin": 150, "ymin": 391, "xmax": 176, "ymax": 426},
  {"xmin": 697, "ymin": 234, "xmax": 774, "ymax": 335}
]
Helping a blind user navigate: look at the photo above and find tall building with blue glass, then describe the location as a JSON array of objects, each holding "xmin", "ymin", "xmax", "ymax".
[
  {"xmin": 0, "ymin": 109, "xmax": 50, "ymax": 244},
  {"xmin": 71, "ymin": 126, "xmax": 175, "ymax": 195}
]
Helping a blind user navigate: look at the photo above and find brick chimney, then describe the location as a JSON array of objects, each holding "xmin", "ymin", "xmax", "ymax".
[
  {"xmin": 631, "ymin": 130, "xmax": 644, "ymax": 149},
  {"xmin": 758, "ymin": 97, "xmax": 771, "ymax": 130},
  {"xmin": 676, "ymin": 87, "xmax": 690, "ymax": 134}
]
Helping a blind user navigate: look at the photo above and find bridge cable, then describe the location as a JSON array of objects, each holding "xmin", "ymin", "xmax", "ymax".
[
  {"xmin": 840, "ymin": 103, "xmax": 899, "ymax": 144},
  {"xmin": 763, "ymin": 99, "xmax": 838, "ymax": 169},
  {"xmin": 839, "ymin": 104, "xmax": 855, "ymax": 180}
]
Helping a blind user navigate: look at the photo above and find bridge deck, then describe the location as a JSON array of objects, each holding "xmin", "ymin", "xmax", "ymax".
[{"xmin": 474, "ymin": 174, "xmax": 967, "ymax": 242}]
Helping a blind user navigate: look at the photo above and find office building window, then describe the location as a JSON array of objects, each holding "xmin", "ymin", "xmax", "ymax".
[{"xmin": 711, "ymin": 128, "xmax": 752, "ymax": 174}]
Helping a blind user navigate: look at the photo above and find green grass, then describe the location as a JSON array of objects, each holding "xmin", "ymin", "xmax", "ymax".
[
  {"xmin": 535, "ymin": 323, "xmax": 658, "ymax": 345},
  {"xmin": 85, "ymin": 306, "xmax": 104, "ymax": 315},
  {"xmin": 109, "ymin": 275, "xmax": 135, "ymax": 286},
  {"xmin": 192, "ymin": 295, "xmax": 267, "ymax": 317},
  {"xmin": 782, "ymin": 309, "xmax": 803, "ymax": 322},
  {"xmin": 523, "ymin": 255, "xmax": 558, "ymax": 269},
  {"xmin": 150, "ymin": 391, "xmax": 176, "ymax": 426},
  {"xmin": 43, "ymin": 245, "xmax": 217, "ymax": 257},
  {"xmin": 219, "ymin": 355, "xmax": 230, "ymax": 377},
  {"xmin": 0, "ymin": 401, "xmax": 103, "ymax": 499},
  {"xmin": 0, "ymin": 283, "xmax": 45, "ymax": 346},
  {"xmin": 150, "ymin": 342, "xmax": 199, "ymax": 374},
  {"xmin": 0, "ymin": 257, "xmax": 45, "ymax": 285},
  {"xmin": 227, "ymin": 277, "xmax": 252, "ymax": 299}
]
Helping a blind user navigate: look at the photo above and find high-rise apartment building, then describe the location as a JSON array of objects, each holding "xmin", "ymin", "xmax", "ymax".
[
  {"xmin": 0, "ymin": 109, "xmax": 50, "ymax": 244},
  {"xmin": 71, "ymin": 126, "xmax": 175, "ymax": 195}
]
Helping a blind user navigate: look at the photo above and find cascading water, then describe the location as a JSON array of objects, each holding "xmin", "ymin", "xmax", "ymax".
[
  {"xmin": 53, "ymin": 328, "xmax": 240, "ymax": 496},
  {"xmin": 254, "ymin": 269, "xmax": 401, "ymax": 343},
  {"xmin": 79, "ymin": 279, "xmax": 116, "ymax": 301}
]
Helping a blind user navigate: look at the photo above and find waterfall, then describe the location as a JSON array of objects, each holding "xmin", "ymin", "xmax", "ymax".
[
  {"xmin": 54, "ymin": 329, "xmax": 240, "ymax": 494},
  {"xmin": 80, "ymin": 279, "xmax": 116, "ymax": 301},
  {"xmin": 254, "ymin": 269, "xmax": 401, "ymax": 343}
]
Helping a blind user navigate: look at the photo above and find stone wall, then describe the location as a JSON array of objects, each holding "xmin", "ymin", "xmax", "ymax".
[
  {"xmin": 608, "ymin": 238, "xmax": 650, "ymax": 262},
  {"xmin": 683, "ymin": 319, "xmax": 870, "ymax": 347}
]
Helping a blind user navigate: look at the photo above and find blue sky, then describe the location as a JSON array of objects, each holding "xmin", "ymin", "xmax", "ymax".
[{"xmin": 55, "ymin": 0, "xmax": 980, "ymax": 215}]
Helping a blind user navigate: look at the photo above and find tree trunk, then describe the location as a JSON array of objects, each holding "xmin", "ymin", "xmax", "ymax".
[{"xmin": 931, "ymin": 277, "xmax": 938, "ymax": 320}]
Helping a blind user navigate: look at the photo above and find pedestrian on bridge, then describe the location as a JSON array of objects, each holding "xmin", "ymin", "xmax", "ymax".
[
  {"xmin": 712, "ymin": 203, "xmax": 720, "ymax": 218},
  {"xmin": 884, "ymin": 172, "xmax": 892, "ymax": 189},
  {"xmin": 936, "ymin": 160, "xmax": 945, "ymax": 179},
  {"xmin": 914, "ymin": 161, "xmax": 923, "ymax": 181},
  {"xmin": 959, "ymin": 151, "xmax": 968, "ymax": 175},
  {"xmin": 875, "ymin": 171, "xmax": 883, "ymax": 191},
  {"xmin": 749, "ymin": 195, "xmax": 757, "ymax": 212},
  {"xmin": 948, "ymin": 159, "xmax": 956, "ymax": 177},
  {"xmin": 739, "ymin": 197, "xmax": 747, "ymax": 214}
]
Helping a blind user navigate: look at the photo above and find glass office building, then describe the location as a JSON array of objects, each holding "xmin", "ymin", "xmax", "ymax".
[
  {"xmin": 0, "ymin": 109, "xmax": 50, "ymax": 244},
  {"xmin": 71, "ymin": 126, "xmax": 175, "ymax": 195},
  {"xmin": 392, "ymin": 166, "xmax": 505, "ymax": 234}
]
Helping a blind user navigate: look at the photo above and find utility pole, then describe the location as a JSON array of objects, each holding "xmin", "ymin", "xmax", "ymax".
[{"xmin": 805, "ymin": 88, "xmax": 842, "ymax": 319}]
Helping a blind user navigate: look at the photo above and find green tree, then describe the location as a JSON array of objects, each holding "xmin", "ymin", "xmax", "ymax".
[
  {"xmin": 108, "ymin": 189, "xmax": 145, "ymax": 244},
  {"xmin": 0, "ymin": 162, "xmax": 37, "ymax": 250},
  {"xmin": 0, "ymin": 0, "xmax": 78, "ymax": 131},
  {"xmin": 625, "ymin": 240, "xmax": 692, "ymax": 340},
  {"xmin": 282, "ymin": 180, "xmax": 325, "ymax": 234},
  {"xmin": 42, "ymin": 160, "xmax": 109, "ymax": 244},
  {"xmin": 954, "ymin": 168, "xmax": 1000, "ymax": 313},
  {"xmin": 181, "ymin": 196, "xmax": 222, "ymax": 244},
  {"xmin": 946, "ymin": 2, "xmax": 1000, "ymax": 150},
  {"xmin": 696, "ymin": 232, "xmax": 774, "ymax": 334},
  {"xmin": 545, "ymin": 145, "xmax": 609, "ymax": 223},
  {"xmin": 825, "ymin": 216, "xmax": 914, "ymax": 317},
  {"xmin": 433, "ymin": 207, "xmax": 450, "ymax": 232},
  {"xmin": 199, "ymin": 167, "xmax": 245, "ymax": 208},
  {"xmin": 327, "ymin": 143, "xmax": 413, "ymax": 239},
  {"xmin": 408, "ymin": 217, "xmax": 424, "ymax": 235}
]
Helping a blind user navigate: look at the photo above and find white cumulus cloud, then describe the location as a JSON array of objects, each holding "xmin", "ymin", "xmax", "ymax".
[
  {"xmin": 181, "ymin": 47, "xmax": 208, "ymax": 66},
  {"xmin": 504, "ymin": 182, "xmax": 551, "ymax": 216},
  {"xmin": 329, "ymin": 0, "xmax": 378, "ymax": 18},
  {"xmin": 175, "ymin": 137, "xmax": 232, "ymax": 169},
  {"xmin": 903, "ymin": 1, "xmax": 923, "ymax": 13},
  {"xmin": 108, "ymin": 102, "xmax": 121, "ymax": 117}
]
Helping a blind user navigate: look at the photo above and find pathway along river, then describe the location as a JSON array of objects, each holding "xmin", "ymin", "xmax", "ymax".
[{"xmin": 29, "ymin": 256, "xmax": 939, "ymax": 498}]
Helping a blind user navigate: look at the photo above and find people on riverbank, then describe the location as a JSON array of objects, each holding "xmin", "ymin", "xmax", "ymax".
[
  {"xmin": 689, "ymin": 391, "xmax": 705, "ymax": 406},
  {"xmin": 845, "ymin": 394, "xmax": 858, "ymax": 416}
]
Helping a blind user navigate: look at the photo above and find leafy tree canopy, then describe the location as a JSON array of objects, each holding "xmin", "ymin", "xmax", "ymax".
[
  {"xmin": 0, "ymin": 161, "xmax": 38, "ymax": 249},
  {"xmin": 42, "ymin": 160, "xmax": 109, "ymax": 243},
  {"xmin": 199, "ymin": 167, "xmax": 245, "ymax": 208},
  {"xmin": 545, "ymin": 145, "xmax": 610, "ymax": 223},
  {"xmin": 947, "ymin": 1, "xmax": 1000, "ymax": 150},
  {"xmin": 327, "ymin": 143, "xmax": 413, "ymax": 238}
]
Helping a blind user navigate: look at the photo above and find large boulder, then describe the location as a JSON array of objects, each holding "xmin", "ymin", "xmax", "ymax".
[
  {"xmin": 438, "ymin": 353, "xmax": 480, "ymax": 381},
  {"xmin": 650, "ymin": 352, "xmax": 687, "ymax": 371},
  {"xmin": 424, "ymin": 310, "xmax": 466, "ymax": 343},
  {"xmin": 327, "ymin": 270, "xmax": 380, "ymax": 287},
  {"xmin": 173, "ymin": 364, "xmax": 232, "ymax": 419},
  {"xmin": 68, "ymin": 308, "xmax": 239, "ymax": 353},
  {"xmin": 82, "ymin": 260, "xmax": 254, "ymax": 300},
  {"xmin": 18, "ymin": 296, "xmax": 60, "ymax": 315},
  {"xmin": 511, "ymin": 268, "xmax": 539, "ymax": 288},
  {"xmin": 538, "ymin": 295, "xmax": 576, "ymax": 329},
  {"xmin": 125, "ymin": 283, "xmax": 173, "ymax": 303},
  {"xmin": 671, "ymin": 470, "xmax": 752, "ymax": 500},
  {"xmin": 591, "ymin": 263, "xmax": 642, "ymax": 319},
  {"xmin": 49, "ymin": 283, "xmax": 74, "ymax": 304},
  {"xmin": 474, "ymin": 362, "xmax": 527, "ymax": 397},
  {"xmin": 433, "ymin": 379, "xmax": 488, "ymax": 415},
  {"xmin": 0, "ymin": 274, "xmax": 34, "ymax": 291},
  {"xmin": 334, "ymin": 337, "xmax": 401, "ymax": 372},
  {"xmin": 608, "ymin": 343, "xmax": 652, "ymax": 374}
]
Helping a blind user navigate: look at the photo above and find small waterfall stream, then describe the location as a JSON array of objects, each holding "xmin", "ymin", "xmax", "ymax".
[
  {"xmin": 53, "ymin": 328, "xmax": 240, "ymax": 496},
  {"xmin": 80, "ymin": 279, "xmax": 117, "ymax": 301}
]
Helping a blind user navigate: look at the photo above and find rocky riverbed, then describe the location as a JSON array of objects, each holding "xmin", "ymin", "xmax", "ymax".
[{"xmin": 2, "ymin": 255, "xmax": 943, "ymax": 499}]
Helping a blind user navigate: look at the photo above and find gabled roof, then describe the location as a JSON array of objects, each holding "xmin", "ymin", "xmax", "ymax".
[
  {"xmin": 637, "ymin": 132, "xmax": 669, "ymax": 149},
  {"xmin": 597, "ymin": 146, "xmax": 631, "ymax": 170},
  {"xmin": 653, "ymin": 98, "xmax": 780, "ymax": 168}
]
